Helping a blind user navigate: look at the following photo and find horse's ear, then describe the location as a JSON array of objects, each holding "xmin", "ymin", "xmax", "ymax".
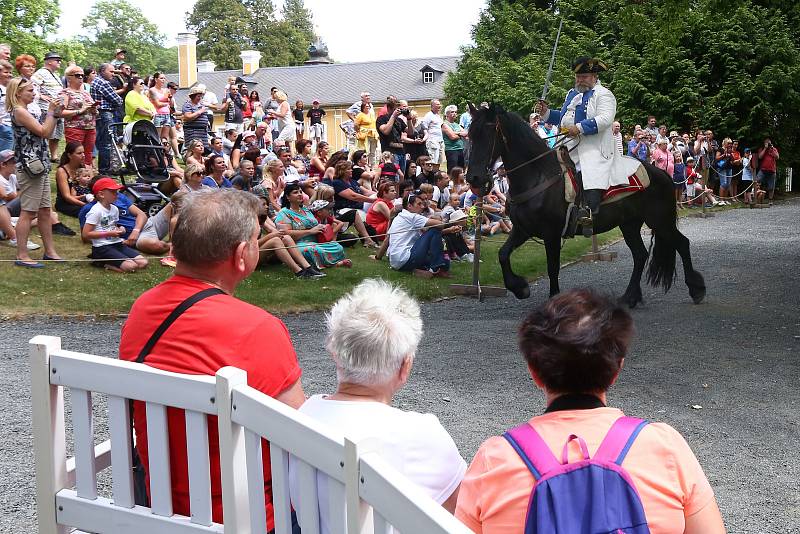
[
  {"xmin": 468, "ymin": 102, "xmax": 478, "ymax": 117},
  {"xmin": 494, "ymin": 103, "xmax": 506, "ymax": 114}
]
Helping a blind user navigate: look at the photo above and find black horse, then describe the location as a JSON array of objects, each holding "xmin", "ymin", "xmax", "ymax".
[{"xmin": 466, "ymin": 104, "xmax": 705, "ymax": 308}]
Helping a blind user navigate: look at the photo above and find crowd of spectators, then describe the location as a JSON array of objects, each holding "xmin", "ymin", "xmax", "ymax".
[
  {"xmin": 0, "ymin": 42, "xmax": 513, "ymax": 278},
  {"xmin": 528, "ymin": 110, "xmax": 781, "ymax": 208}
]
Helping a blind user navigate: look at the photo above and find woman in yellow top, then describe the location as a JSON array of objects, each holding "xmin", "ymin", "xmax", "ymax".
[
  {"xmin": 354, "ymin": 102, "xmax": 378, "ymax": 166},
  {"xmin": 123, "ymin": 76, "xmax": 156, "ymax": 123}
]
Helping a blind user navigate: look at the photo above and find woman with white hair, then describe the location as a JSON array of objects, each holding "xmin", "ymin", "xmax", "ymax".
[
  {"xmin": 290, "ymin": 279, "xmax": 466, "ymax": 532},
  {"xmin": 441, "ymin": 104, "xmax": 466, "ymax": 170}
]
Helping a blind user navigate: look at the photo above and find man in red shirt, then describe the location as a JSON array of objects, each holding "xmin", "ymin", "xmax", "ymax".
[
  {"xmin": 756, "ymin": 137, "xmax": 780, "ymax": 202},
  {"xmin": 119, "ymin": 188, "xmax": 304, "ymax": 531}
]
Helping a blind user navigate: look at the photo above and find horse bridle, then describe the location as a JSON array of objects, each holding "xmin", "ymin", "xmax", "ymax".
[{"xmin": 488, "ymin": 121, "xmax": 579, "ymax": 206}]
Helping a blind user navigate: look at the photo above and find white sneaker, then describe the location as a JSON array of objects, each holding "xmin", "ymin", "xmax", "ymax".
[
  {"xmin": 464, "ymin": 253, "xmax": 475, "ymax": 263},
  {"xmin": 8, "ymin": 238, "xmax": 41, "ymax": 250}
]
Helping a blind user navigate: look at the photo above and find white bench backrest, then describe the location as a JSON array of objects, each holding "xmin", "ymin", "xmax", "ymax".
[{"xmin": 30, "ymin": 336, "xmax": 472, "ymax": 534}]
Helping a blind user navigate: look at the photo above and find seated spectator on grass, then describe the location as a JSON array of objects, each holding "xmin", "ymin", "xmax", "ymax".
[
  {"xmin": 82, "ymin": 177, "xmax": 148, "ymax": 272},
  {"xmin": 0, "ymin": 149, "xmax": 40, "ymax": 250},
  {"xmin": 329, "ymin": 160, "xmax": 378, "ymax": 248},
  {"xmin": 274, "ymin": 182, "xmax": 350, "ymax": 268},
  {"xmin": 309, "ymin": 199, "xmax": 347, "ymax": 244},
  {"xmin": 55, "ymin": 141, "xmax": 91, "ymax": 217},
  {"xmin": 289, "ymin": 278, "xmax": 467, "ymax": 530},
  {"xmin": 181, "ymin": 163, "xmax": 207, "ymax": 192},
  {"xmin": 455, "ymin": 288, "xmax": 725, "ymax": 534},
  {"xmin": 387, "ymin": 191, "xmax": 456, "ymax": 278},
  {"xmin": 440, "ymin": 193, "xmax": 472, "ymax": 262},
  {"xmin": 79, "ymin": 178, "xmax": 147, "ymax": 241},
  {"xmin": 255, "ymin": 193, "xmax": 325, "ymax": 279},
  {"xmin": 135, "ymin": 190, "xmax": 187, "ymax": 256},
  {"xmin": 254, "ymin": 158, "xmax": 286, "ymax": 213},
  {"xmin": 119, "ymin": 188, "xmax": 305, "ymax": 532},
  {"xmin": 365, "ymin": 181, "xmax": 397, "ymax": 240},
  {"xmin": 231, "ymin": 159, "xmax": 256, "ymax": 191},
  {"xmin": 183, "ymin": 139, "xmax": 205, "ymax": 168},
  {"xmin": 202, "ymin": 155, "xmax": 232, "ymax": 188}
]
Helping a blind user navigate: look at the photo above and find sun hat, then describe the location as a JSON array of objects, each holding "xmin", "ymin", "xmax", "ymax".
[
  {"xmin": 0, "ymin": 150, "xmax": 15, "ymax": 164},
  {"xmin": 43, "ymin": 51, "xmax": 62, "ymax": 61},
  {"xmin": 92, "ymin": 177, "xmax": 124, "ymax": 195},
  {"xmin": 188, "ymin": 84, "xmax": 206, "ymax": 96},
  {"xmin": 115, "ymin": 49, "xmax": 126, "ymax": 55},
  {"xmin": 309, "ymin": 200, "xmax": 332, "ymax": 213}
]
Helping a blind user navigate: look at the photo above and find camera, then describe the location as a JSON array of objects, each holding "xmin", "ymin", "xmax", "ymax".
[{"xmin": 400, "ymin": 108, "xmax": 410, "ymax": 116}]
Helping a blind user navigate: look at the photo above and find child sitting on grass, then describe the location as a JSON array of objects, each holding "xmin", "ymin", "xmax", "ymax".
[
  {"xmin": 71, "ymin": 166, "xmax": 95, "ymax": 203},
  {"xmin": 81, "ymin": 177, "xmax": 148, "ymax": 273}
]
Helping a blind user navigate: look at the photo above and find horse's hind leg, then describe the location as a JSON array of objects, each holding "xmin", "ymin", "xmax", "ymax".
[
  {"xmin": 498, "ymin": 227, "xmax": 532, "ymax": 299},
  {"xmin": 673, "ymin": 228, "xmax": 706, "ymax": 304},
  {"xmin": 619, "ymin": 220, "xmax": 648, "ymax": 308},
  {"xmin": 544, "ymin": 235, "xmax": 562, "ymax": 297}
]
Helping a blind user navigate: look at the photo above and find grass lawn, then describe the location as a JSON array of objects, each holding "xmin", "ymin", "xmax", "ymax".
[{"xmin": 0, "ymin": 213, "xmax": 623, "ymax": 316}]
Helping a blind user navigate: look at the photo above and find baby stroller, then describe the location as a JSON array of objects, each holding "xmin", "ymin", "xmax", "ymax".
[{"xmin": 109, "ymin": 120, "xmax": 171, "ymax": 217}]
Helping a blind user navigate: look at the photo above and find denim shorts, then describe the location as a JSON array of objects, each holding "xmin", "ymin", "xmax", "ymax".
[
  {"xmin": 718, "ymin": 168, "xmax": 732, "ymax": 189},
  {"xmin": 153, "ymin": 114, "xmax": 175, "ymax": 128}
]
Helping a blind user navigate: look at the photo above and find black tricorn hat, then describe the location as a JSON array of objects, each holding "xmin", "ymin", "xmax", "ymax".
[{"xmin": 572, "ymin": 56, "xmax": 608, "ymax": 74}]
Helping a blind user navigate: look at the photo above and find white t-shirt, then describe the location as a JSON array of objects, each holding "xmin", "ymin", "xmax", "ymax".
[
  {"xmin": 421, "ymin": 111, "xmax": 443, "ymax": 143},
  {"xmin": 0, "ymin": 84, "xmax": 10, "ymax": 126},
  {"xmin": 387, "ymin": 210, "xmax": 429, "ymax": 269},
  {"xmin": 85, "ymin": 202, "xmax": 123, "ymax": 247},
  {"xmin": 0, "ymin": 173, "xmax": 18, "ymax": 205},
  {"xmin": 289, "ymin": 395, "xmax": 466, "ymax": 534},
  {"xmin": 201, "ymin": 90, "xmax": 218, "ymax": 109}
]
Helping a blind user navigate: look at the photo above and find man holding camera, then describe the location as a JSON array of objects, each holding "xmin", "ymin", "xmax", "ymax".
[
  {"xmin": 757, "ymin": 138, "xmax": 780, "ymax": 203},
  {"xmin": 376, "ymin": 96, "xmax": 407, "ymax": 173}
]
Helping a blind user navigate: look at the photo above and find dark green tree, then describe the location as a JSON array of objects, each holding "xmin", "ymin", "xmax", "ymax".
[
  {"xmin": 186, "ymin": 0, "xmax": 253, "ymax": 70},
  {"xmin": 0, "ymin": 0, "xmax": 60, "ymax": 61},
  {"xmin": 446, "ymin": 0, "xmax": 800, "ymax": 164},
  {"xmin": 80, "ymin": 0, "xmax": 170, "ymax": 75}
]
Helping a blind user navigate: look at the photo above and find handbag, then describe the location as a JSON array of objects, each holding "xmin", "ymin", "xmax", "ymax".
[
  {"xmin": 318, "ymin": 222, "xmax": 335, "ymax": 243},
  {"xmin": 21, "ymin": 155, "xmax": 47, "ymax": 177}
]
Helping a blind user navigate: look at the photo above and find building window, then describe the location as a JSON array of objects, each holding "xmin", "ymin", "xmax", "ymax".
[{"xmin": 423, "ymin": 71, "xmax": 434, "ymax": 84}]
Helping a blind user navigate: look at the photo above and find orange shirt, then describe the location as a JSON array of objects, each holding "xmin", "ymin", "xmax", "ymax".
[{"xmin": 455, "ymin": 407, "xmax": 715, "ymax": 534}]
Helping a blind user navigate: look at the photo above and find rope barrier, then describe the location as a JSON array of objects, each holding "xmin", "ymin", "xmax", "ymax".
[{"xmin": 0, "ymin": 215, "xmax": 472, "ymax": 263}]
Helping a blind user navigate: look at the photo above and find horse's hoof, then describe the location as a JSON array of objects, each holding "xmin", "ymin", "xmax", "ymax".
[
  {"xmin": 690, "ymin": 287, "xmax": 706, "ymax": 304},
  {"xmin": 618, "ymin": 294, "xmax": 643, "ymax": 309},
  {"xmin": 510, "ymin": 284, "xmax": 530, "ymax": 300}
]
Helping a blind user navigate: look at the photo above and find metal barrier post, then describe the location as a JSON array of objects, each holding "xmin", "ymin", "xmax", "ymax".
[{"xmin": 450, "ymin": 199, "xmax": 507, "ymax": 300}]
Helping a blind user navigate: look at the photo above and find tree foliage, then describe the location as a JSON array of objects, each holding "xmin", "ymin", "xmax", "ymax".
[
  {"xmin": 186, "ymin": 0, "xmax": 317, "ymax": 70},
  {"xmin": 80, "ymin": 0, "xmax": 169, "ymax": 76},
  {"xmin": 446, "ymin": 0, "xmax": 800, "ymax": 164},
  {"xmin": 0, "ymin": 0, "xmax": 60, "ymax": 60}
]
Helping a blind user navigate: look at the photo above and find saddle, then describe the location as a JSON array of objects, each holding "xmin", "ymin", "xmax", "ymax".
[{"xmin": 558, "ymin": 148, "xmax": 650, "ymax": 238}]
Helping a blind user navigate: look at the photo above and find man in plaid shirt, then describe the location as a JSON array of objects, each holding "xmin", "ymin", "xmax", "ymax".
[{"xmin": 91, "ymin": 63, "xmax": 123, "ymax": 174}]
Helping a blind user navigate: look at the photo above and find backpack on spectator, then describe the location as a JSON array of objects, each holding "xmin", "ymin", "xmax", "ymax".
[{"xmin": 504, "ymin": 416, "xmax": 651, "ymax": 534}]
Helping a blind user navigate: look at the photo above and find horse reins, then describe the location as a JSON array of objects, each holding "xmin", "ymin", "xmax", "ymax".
[{"xmin": 490, "ymin": 122, "xmax": 580, "ymax": 205}]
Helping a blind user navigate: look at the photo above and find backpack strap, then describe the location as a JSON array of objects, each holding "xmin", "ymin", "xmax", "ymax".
[
  {"xmin": 503, "ymin": 424, "xmax": 562, "ymax": 480},
  {"xmin": 593, "ymin": 416, "xmax": 649, "ymax": 465}
]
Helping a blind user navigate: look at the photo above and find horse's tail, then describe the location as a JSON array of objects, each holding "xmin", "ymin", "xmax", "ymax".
[{"xmin": 646, "ymin": 232, "xmax": 676, "ymax": 292}]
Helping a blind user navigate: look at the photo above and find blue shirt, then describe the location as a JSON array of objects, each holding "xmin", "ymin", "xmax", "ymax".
[
  {"xmin": 79, "ymin": 194, "xmax": 136, "ymax": 236},
  {"xmin": 202, "ymin": 176, "xmax": 233, "ymax": 188},
  {"xmin": 628, "ymin": 139, "xmax": 648, "ymax": 162}
]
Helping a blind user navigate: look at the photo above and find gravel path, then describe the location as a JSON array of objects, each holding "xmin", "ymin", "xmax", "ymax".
[{"xmin": 2, "ymin": 199, "xmax": 798, "ymax": 532}]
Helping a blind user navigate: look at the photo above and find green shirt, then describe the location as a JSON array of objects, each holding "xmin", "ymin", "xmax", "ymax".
[{"xmin": 443, "ymin": 121, "xmax": 464, "ymax": 151}]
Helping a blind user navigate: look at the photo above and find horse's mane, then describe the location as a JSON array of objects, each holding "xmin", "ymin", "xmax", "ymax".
[{"xmin": 496, "ymin": 108, "xmax": 561, "ymax": 174}]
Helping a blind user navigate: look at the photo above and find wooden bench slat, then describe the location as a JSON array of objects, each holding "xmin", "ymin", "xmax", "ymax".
[
  {"xmin": 296, "ymin": 459, "xmax": 320, "ymax": 534},
  {"xmin": 71, "ymin": 388, "xmax": 97, "ymax": 500},
  {"xmin": 108, "ymin": 395, "xmax": 135, "ymax": 508},
  {"xmin": 145, "ymin": 402, "xmax": 172, "ymax": 517},
  {"xmin": 244, "ymin": 430, "xmax": 267, "ymax": 534},
  {"xmin": 185, "ymin": 411, "xmax": 212, "ymax": 526},
  {"xmin": 51, "ymin": 352, "xmax": 217, "ymax": 414},
  {"xmin": 269, "ymin": 443, "xmax": 293, "ymax": 534}
]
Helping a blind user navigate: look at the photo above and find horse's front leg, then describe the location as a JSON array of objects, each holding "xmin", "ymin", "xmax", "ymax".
[
  {"xmin": 498, "ymin": 226, "xmax": 531, "ymax": 299},
  {"xmin": 544, "ymin": 235, "xmax": 562, "ymax": 297},
  {"xmin": 619, "ymin": 220, "xmax": 648, "ymax": 308}
]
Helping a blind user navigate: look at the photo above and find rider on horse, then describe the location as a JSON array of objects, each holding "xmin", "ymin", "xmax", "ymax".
[{"xmin": 536, "ymin": 56, "xmax": 617, "ymax": 229}]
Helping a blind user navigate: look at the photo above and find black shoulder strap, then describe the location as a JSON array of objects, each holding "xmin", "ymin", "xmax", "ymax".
[{"xmin": 136, "ymin": 287, "xmax": 225, "ymax": 363}]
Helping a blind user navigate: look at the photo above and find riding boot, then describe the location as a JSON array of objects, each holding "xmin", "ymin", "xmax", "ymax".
[{"xmin": 579, "ymin": 189, "xmax": 603, "ymax": 237}]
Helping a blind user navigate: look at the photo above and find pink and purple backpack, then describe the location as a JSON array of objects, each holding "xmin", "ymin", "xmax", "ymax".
[{"xmin": 503, "ymin": 416, "xmax": 651, "ymax": 534}]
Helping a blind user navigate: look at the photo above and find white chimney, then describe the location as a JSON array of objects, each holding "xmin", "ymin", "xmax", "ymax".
[
  {"xmin": 240, "ymin": 50, "xmax": 262, "ymax": 76},
  {"xmin": 197, "ymin": 60, "xmax": 216, "ymax": 73},
  {"xmin": 177, "ymin": 33, "xmax": 198, "ymax": 89}
]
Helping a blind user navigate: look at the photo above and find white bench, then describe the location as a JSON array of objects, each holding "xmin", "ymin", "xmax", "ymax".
[{"xmin": 30, "ymin": 335, "xmax": 473, "ymax": 534}]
